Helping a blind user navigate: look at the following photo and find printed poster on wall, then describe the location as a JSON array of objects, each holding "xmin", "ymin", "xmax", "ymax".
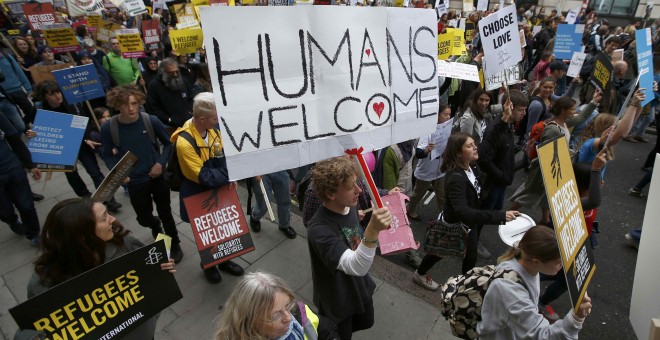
[
  {"xmin": 635, "ymin": 28, "xmax": 654, "ymax": 107},
  {"xmin": 27, "ymin": 110, "xmax": 88, "ymax": 171},
  {"xmin": 478, "ymin": 5, "xmax": 522, "ymax": 78},
  {"xmin": 183, "ymin": 186, "xmax": 255, "ymax": 269},
  {"xmin": 10, "ymin": 241, "xmax": 182, "ymax": 340},
  {"xmin": 538, "ymin": 136, "xmax": 595, "ymax": 312},
  {"xmin": 52, "ymin": 64, "xmax": 105, "ymax": 105},
  {"xmin": 199, "ymin": 6, "xmax": 439, "ymax": 180},
  {"xmin": 22, "ymin": 2, "xmax": 55, "ymax": 31}
]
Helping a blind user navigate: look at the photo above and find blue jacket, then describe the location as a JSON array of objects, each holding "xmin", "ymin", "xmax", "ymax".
[{"xmin": 0, "ymin": 53, "xmax": 32, "ymax": 94}]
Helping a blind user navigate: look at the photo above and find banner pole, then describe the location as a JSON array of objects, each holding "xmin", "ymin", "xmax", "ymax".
[
  {"xmin": 603, "ymin": 72, "xmax": 643, "ymax": 149},
  {"xmin": 346, "ymin": 148, "xmax": 383, "ymax": 209},
  {"xmin": 85, "ymin": 100, "xmax": 101, "ymax": 131},
  {"xmin": 258, "ymin": 178, "xmax": 276, "ymax": 222},
  {"xmin": 0, "ymin": 33, "xmax": 19, "ymax": 57}
]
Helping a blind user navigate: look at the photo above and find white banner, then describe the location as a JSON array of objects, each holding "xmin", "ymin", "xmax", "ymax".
[
  {"xmin": 565, "ymin": 8, "xmax": 579, "ymax": 24},
  {"xmin": 124, "ymin": 0, "xmax": 148, "ymax": 16},
  {"xmin": 479, "ymin": 5, "xmax": 522, "ymax": 78},
  {"xmin": 66, "ymin": 0, "xmax": 103, "ymax": 16},
  {"xmin": 437, "ymin": 61, "xmax": 480, "ymax": 82},
  {"xmin": 200, "ymin": 7, "xmax": 439, "ymax": 180},
  {"xmin": 566, "ymin": 52, "xmax": 587, "ymax": 78}
]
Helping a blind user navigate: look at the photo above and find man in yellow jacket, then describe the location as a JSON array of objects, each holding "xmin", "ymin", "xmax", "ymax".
[{"xmin": 171, "ymin": 92, "xmax": 245, "ymax": 284}]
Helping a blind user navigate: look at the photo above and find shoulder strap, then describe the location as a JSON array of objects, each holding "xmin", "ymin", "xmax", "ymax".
[
  {"xmin": 140, "ymin": 113, "xmax": 156, "ymax": 145},
  {"xmin": 110, "ymin": 115, "xmax": 120, "ymax": 148},
  {"xmin": 104, "ymin": 55, "xmax": 112, "ymax": 73},
  {"xmin": 177, "ymin": 131, "xmax": 201, "ymax": 156}
]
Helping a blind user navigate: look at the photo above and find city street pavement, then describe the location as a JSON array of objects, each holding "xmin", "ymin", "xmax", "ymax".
[{"xmin": 0, "ymin": 165, "xmax": 458, "ymax": 339}]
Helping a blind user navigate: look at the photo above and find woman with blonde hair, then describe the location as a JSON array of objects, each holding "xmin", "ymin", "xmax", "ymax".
[
  {"xmin": 215, "ymin": 272, "xmax": 338, "ymax": 340},
  {"xmin": 476, "ymin": 226, "xmax": 593, "ymax": 339}
]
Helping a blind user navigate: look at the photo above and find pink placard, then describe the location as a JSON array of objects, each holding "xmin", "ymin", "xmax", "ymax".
[{"xmin": 378, "ymin": 192, "xmax": 420, "ymax": 255}]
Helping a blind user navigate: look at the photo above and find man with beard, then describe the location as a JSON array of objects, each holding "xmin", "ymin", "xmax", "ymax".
[{"xmin": 146, "ymin": 58, "xmax": 193, "ymax": 129}]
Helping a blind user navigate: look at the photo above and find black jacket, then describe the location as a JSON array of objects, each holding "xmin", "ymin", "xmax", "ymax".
[
  {"xmin": 478, "ymin": 116, "xmax": 515, "ymax": 187},
  {"xmin": 146, "ymin": 73, "xmax": 193, "ymax": 128},
  {"xmin": 442, "ymin": 166, "xmax": 505, "ymax": 228}
]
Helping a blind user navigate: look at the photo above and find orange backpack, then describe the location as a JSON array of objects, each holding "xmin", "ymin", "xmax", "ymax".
[{"xmin": 525, "ymin": 120, "xmax": 557, "ymax": 160}]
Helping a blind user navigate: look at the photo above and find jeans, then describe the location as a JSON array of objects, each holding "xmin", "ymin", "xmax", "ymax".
[
  {"xmin": 0, "ymin": 166, "xmax": 40, "ymax": 239},
  {"xmin": 250, "ymin": 170, "xmax": 291, "ymax": 228},
  {"xmin": 0, "ymin": 97, "xmax": 25, "ymax": 133},
  {"xmin": 127, "ymin": 176, "xmax": 180, "ymax": 244},
  {"xmin": 539, "ymin": 271, "xmax": 567, "ymax": 306},
  {"xmin": 629, "ymin": 109, "xmax": 655, "ymax": 137},
  {"xmin": 65, "ymin": 144, "xmax": 106, "ymax": 197},
  {"xmin": 8, "ymin": 90, "xmax": 36, "ymax": 126},
  {"xmin": 334, "ymin": 300, "xmax": 374, "ymax": 340},
  {"xmin": 407, "ymin": 177, "xmax": 445, "ymax": 214}
]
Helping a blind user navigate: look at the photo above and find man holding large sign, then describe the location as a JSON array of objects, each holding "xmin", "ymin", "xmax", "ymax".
[
  {"xmin": 174, "ymin": 92, "xmax": 246, "ymax": 284},
  {"xmin": 479, "ymin": 5, "xmax": 522, "ymax": 78},
  {"xmin": 200, "ymin": 6, "xmax": 438, "ymax": 180}
]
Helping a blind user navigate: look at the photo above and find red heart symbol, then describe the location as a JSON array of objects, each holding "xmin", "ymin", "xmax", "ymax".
[
  {"xmin": 372, "ymin": 102, "xmax": 384, "ymax": 118},
  {"xmin": 365, "ymin": 49, "xmax": 371, "ymax": 57}
]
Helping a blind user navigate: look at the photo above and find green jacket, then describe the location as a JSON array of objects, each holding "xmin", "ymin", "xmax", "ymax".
[{"xmin": 102, "ymin": 51, "xmax": 140, "ymax": 85}]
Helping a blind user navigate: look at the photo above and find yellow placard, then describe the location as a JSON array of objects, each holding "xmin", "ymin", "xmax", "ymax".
[
  {"xmin": 43, "ymin": 26, "xmax": 79, "ymax": 53},
  {"xmin": 87, "ymin": 14, "xmax": 102, "ymax": 30},
  {"xmin": 537, "ymin": 136, "xmax": 596, "ymax": 312},
  {"xmin": 437, "ymin": 28, "xmax": 465, "ymax": 60},
  {"xmin": 7, "ymin": 29, "xmax": 20, "ymax": 36},
  {"xmin": 174, "ymin": 3, "xmax": 198, "ymax": 24},
  {"xmin": 97, "ymin": 20, "xmax": 121, "ymax": 43},
  {"xmin": 146, "ymin": 6, "xmax": 152, "ymax": 15},
  {"xmin": 169, "ymin": 28, "xmax": 204, "ymax": 55},
  {"xmin": 117, "ymin": 30, "xmax": 145, "ymax": 58},
  {"xmin": 192, "ymin": 0, "xmax": 209, "ymax": 6}
]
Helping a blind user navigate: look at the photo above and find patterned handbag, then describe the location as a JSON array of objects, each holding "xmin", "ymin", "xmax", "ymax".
[{"xmin": 424, "ymin": 213, "xmax": 470, "ymax": 258}]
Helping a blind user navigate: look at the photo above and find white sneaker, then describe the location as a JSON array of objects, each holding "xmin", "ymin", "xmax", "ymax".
[
  {"xmin": 412, "ymin": 271, "xmax": 439, "ymax": 291},
  {"xmin": 406, "ymin": 250, "xmax": 422, "ymax": 268},
  {"xmin": 477, "ymin": 242, "xmax": 492, "ymax": 259}
]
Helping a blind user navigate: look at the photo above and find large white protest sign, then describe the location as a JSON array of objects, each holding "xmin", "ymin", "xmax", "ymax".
[
  {"xmin": 483, "ymin": 61, "xmax": 522, "ymax": 91},
  {"xmin": 565, "ymin": 8, "xmax": 578, "ymax": 24},
  {"xmin": 200, "ymin": 7, "xmax": 438, "ymax": 180},
  {"xmin": 567, "ymin": 52, "xmax": 587, "ymax": 78},
  {"xmin": 479, "ymin": 5, "xmax": 522, "ymax": 78},
  {"xmin": 437, "ymin": 61, "xmax": 480, "ymax": 82}
]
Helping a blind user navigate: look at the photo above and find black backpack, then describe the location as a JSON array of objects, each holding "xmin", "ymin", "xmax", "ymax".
[{"xmin": 164, "ymin": 131, "xmax": 199, "ymax": 192}]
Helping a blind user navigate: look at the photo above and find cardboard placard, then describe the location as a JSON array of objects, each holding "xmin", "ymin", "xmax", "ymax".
[
  {"xmin": 436, "ymin": 60, "xmax": 480, "ymax": 83},
  {"xmin": 42, "ymin": 23, "xmax": 81, "ymax": 54},
  {"xmin": 483, "ymin": 62, "xmax": 522, "ymax": 91},
  {"xmin": 199, "ymin": 6, "xmax": 438, "ymax": 180},
  {"xmin": 169, "ymin": 28, "xmax": 203, "ymax": 55},
  {"xmin": 87, "ymin": 13, "xmax": 103, "ymax": 31},
  {"xmin": 590, "ymin": 53, "xmax": 613, "ymax": 93},
  {"xmin": 52, "ymin": 64, "xmax": 106, "ymax": 104},
  {"xmin": 566, "ymin": 52, "xmax": 587, "ymax": 78},
  {"xmin": 635, "ymin": 28, "xmax": 654, "ymax": 107},
  {"xmin": 92, "ymin": 152, "xmax": 139, "ymax": 202},
  {"xmin": 142, "ymin": 19, "xmax": 163, "ymax": 52},
  {"xmin": 183, "ymin": 186, "xmax": 255, "ymax": 269},
  {"xmin": 22, "ymin": 2, "xmax": 55, "ymax": 31},
  {"xmin": 9, "ymin": 241, "xmax": 182, "ymax": 340},
  {"xmin": 28, "ymin": 63, "xmax": 76, "ymax": 85},
  {"xmin": 538, "ymin": 136, "xmax": 596, "ymax": 312},
  {"xmin": 116, "ymin": 28, "xmax": 146, "ymax": 58},
  {"xmin": 27, "ymin": 110, "xmax": 88, "ymax": 171},
  {"xmin": 173, "ymin": 3, "xmax": 198, "ymax": 27},
  {"xmin": 125, "ymin": 0, "xmax": 148, "ymax": 16},
  {"xmin": 478, "ymin": 5, "xmax": 522, "ymax": 77},
  {"xmin": 553, "ymin": 24, "xmax": 584, "ymax": 60},
  {"xmin": 378, "ymin": 192, "xmax": 419, "ymax": 254},
  {"xmin": 97, "ymin": 21, "xmax": 122, "ymax": 44}
]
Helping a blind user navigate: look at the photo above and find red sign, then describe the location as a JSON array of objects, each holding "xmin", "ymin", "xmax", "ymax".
[
  {"xmin": 141, "ymin": 19, "xmax": 162, "ymax": 52},
  {"xmin": 183, "ymin": 186, "xmax": 255, "ymax": 269},
  {"xmin": 22, "ymin": 3, "xmax": 55, "ymax": 31}
]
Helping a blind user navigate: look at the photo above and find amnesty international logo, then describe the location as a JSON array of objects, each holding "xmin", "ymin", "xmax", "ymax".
[{"xmin": 144, "ymin": 247, "xmax": 164, "ymax": 265}]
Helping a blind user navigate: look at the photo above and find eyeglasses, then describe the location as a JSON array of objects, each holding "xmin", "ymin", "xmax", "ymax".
[{"xmin": 264, "ymin": 300, "xmax": 296, "ymax": 323}]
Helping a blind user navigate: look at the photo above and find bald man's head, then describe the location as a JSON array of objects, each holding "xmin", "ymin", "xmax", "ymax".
[{"xmin": 613, "ymin": 60, "xmax": 628, "ymax": 78}]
